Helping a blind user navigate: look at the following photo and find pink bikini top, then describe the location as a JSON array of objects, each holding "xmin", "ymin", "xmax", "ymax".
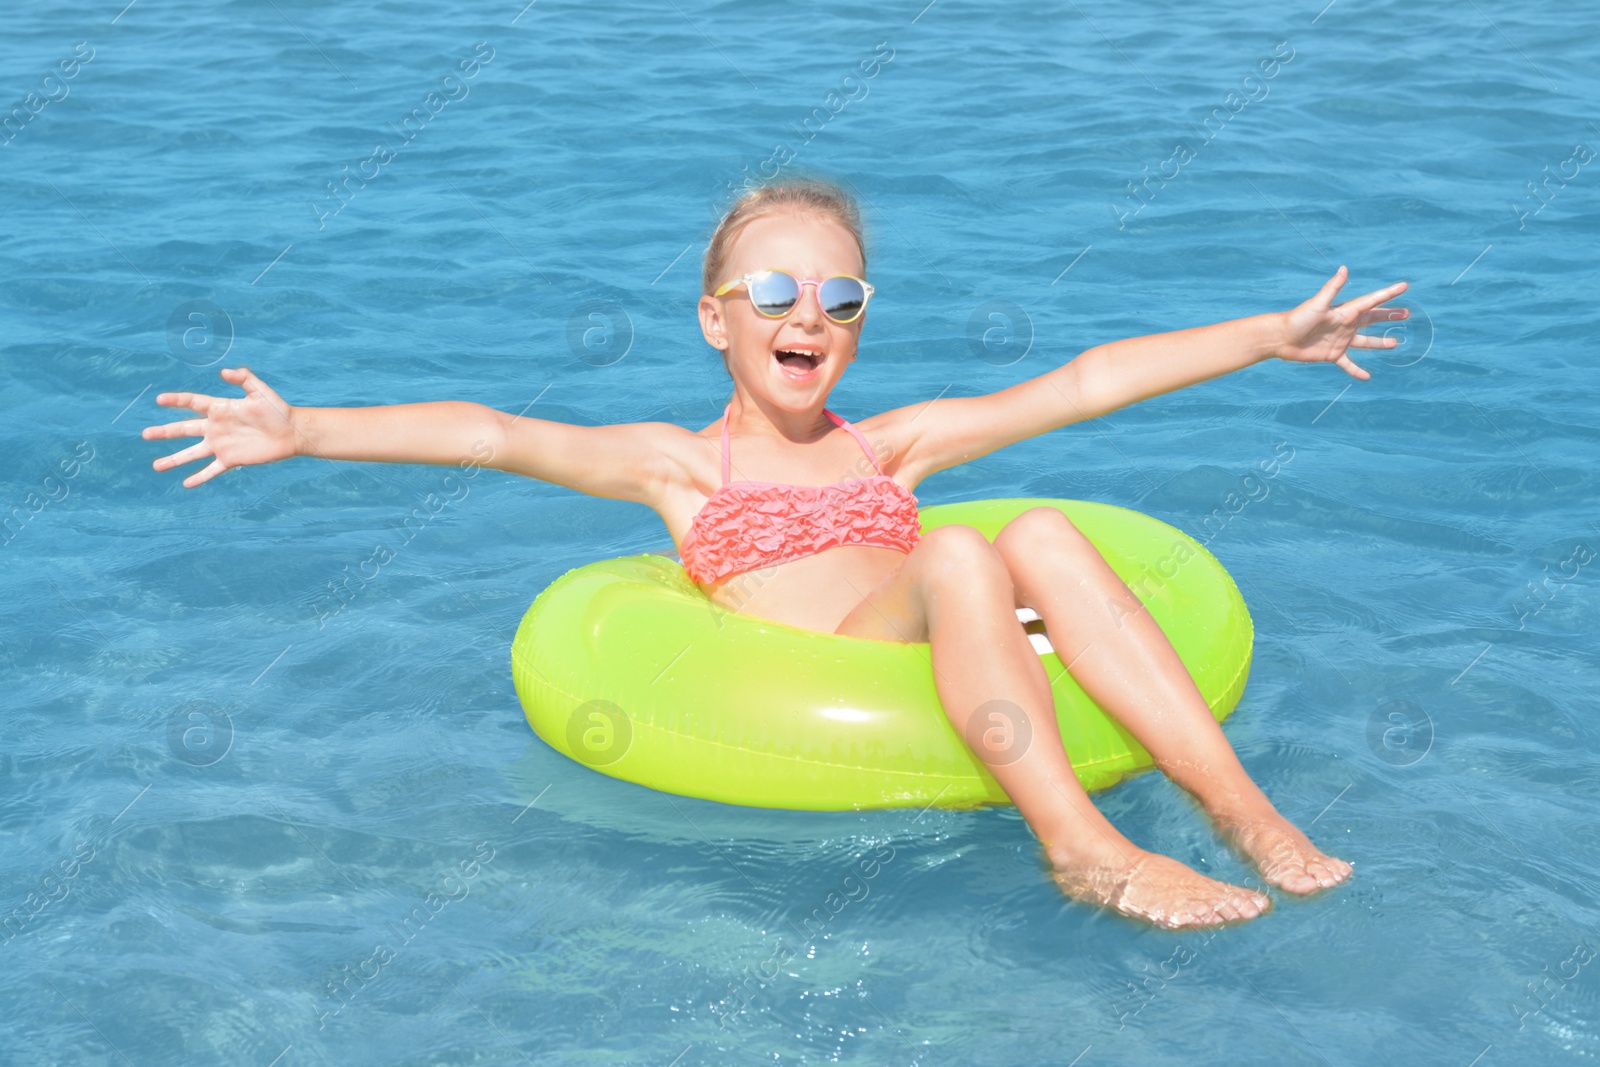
[{"xmin": 678, "ymin": 405, "xmax": 922, "ymax": 586}]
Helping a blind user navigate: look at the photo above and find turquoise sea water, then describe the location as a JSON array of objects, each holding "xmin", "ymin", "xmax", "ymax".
[{"xmin": 4, "ymin": 0, "xmax": 1598, "ymax": 1063}]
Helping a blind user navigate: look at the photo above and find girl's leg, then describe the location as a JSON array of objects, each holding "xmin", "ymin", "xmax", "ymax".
[
  {"xmin": 991, "ymin": 507, "xmax": 1352, "ymax": 894},
  {"xmin": 834, "ymin": 524, "xmax": 1270, "ymax": 928}
]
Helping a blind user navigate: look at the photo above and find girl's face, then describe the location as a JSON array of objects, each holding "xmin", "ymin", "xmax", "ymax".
[{"xmin": 698, "ymin": 210, "xmax": 865, "ymax": 411}]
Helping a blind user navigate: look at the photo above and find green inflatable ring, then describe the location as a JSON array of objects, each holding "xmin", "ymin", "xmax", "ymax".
[{"xmin": 510, "ymin": 498, "xmax": 1253, "ymax": 811}]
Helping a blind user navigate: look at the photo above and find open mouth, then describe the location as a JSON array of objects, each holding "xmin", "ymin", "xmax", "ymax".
[{"xmin": 774, "ymin": 346, "xmax": 824, "ymax": 378}]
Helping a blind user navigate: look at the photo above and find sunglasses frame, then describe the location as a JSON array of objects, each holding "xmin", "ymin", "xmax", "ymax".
[{"xmin": 712, "ymin": 269, "xmax": 875, "ymax": 325}]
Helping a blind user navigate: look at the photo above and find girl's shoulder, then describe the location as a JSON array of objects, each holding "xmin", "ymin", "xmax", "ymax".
[
  {"xmin": 845, "ymin": 403, "xmax": 925, "ymax": 480},
  {"xmin": 648, "ymin": 416, "xmax": 724, "ymax": 492}
]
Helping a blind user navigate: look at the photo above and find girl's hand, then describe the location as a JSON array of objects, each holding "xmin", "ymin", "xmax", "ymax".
[
  {"xmin": 142, "ymin": 366, "xmax": 298, "ymax": 487},
  {"xmin": 1274, "ymin": 266, "xmax": 1409, "ymax": 380}
]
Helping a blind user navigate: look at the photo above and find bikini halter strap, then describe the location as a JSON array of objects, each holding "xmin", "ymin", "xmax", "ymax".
[
  {"xmin": 719, "ymin": 405, "xmax": 731, "ymax": 485},
  {"xmin": 718, "ymin": 404, "xmax": 884, "ymax": 486}
]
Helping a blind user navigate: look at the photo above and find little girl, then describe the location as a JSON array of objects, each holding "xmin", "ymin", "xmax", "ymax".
[{"xmin": 144, "ymin": 180, "xmax": 1407, "ymax": 929}]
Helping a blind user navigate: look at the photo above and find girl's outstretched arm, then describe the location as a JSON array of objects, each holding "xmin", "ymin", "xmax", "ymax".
[
  {"xmin": 879, "ymin": 266, "xmax": 1407, "ymax": 485},
  {"xmin": 143, "ymin": 366, "xmax": 685, "ymax": 505}
]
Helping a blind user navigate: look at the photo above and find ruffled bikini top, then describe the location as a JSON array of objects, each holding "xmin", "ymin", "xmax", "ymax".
[{"xmin": 678, "ymin": 404, "xmax": 922, "ymax": 586}]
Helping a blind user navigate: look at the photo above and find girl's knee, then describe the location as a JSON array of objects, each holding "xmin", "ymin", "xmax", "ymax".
[
  {"xmin": 995, "ymin": 507, "xmax": 1087, "ymax": 557},
  {"xmin": 917, "ymin": 524, "xmax": 1010, "ymax": 590}
]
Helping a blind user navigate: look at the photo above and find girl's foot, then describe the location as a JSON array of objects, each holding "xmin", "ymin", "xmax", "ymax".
[
  {"xmin": 1047, "ymin": 845, "xmax": 1271, "ymax": 929},
  {"xmin": 1210, "ymin": 804, "xmax": 1353, "ymax": 894}
]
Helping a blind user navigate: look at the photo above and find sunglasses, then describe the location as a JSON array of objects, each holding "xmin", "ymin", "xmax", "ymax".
[{"xmin": 712, "ymin": 269, "xmax": 875, "ymax": 324}]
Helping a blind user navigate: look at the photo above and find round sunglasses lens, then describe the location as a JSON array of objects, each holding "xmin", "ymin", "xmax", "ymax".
[
  {"xmin": 748, "ymin": 271, "xmax": 800, "ymax": 317},
  {"xmin": 819, "ymin": 277, "xmax": 866, "ymax": 321}
]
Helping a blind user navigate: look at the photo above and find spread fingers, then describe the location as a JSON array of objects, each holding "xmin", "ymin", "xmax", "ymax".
[
  {"xmin": 183, "ymin": 458, "xmax": 230, "ymax": 489},
  {"xmin": 154, "ymin": 390, "xmax": 216, "ymax": 415},
  {"xmin": 142, "ymin": 417, "xmax": 209, "ymax": 441},
  {"xmin": 154, "ymin": 441, "xmax": 213, "ymax": 472}
]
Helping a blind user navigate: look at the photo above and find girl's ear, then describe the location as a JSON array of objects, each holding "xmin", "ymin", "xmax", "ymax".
[{"xmin": 698, "ymin": 294, "xmax": 729, "ymax": 350}]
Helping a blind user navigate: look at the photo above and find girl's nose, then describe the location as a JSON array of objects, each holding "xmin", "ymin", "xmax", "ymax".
[{"xmin": 788, "ymin": 280, "xmax": 825, "ymax": 325}]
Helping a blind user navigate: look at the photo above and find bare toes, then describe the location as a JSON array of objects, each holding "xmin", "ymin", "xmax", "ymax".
[
  {"xmin": 1305, "ymin": 863, "xmax": 1336, "ymax": 888},
  {"xmin": 1051, "ymin": 853, "xmax": 1269, "ymax": 929},
  {"xmin": 1277, "ymin": 870, "xmax": 1317, "ymax": 894},
  {"xmin": 1219, "ymin": 814, "xmax": 1351, "ymax": 896},
  {"xmin": 1309, "ymin": 857, "xmax": 1353, "ymax": 887}
]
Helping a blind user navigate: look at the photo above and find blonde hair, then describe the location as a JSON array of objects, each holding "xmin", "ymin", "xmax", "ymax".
[{"xmin": 702, "ymin": 179, "xmax": 867, "ymax": 295}]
